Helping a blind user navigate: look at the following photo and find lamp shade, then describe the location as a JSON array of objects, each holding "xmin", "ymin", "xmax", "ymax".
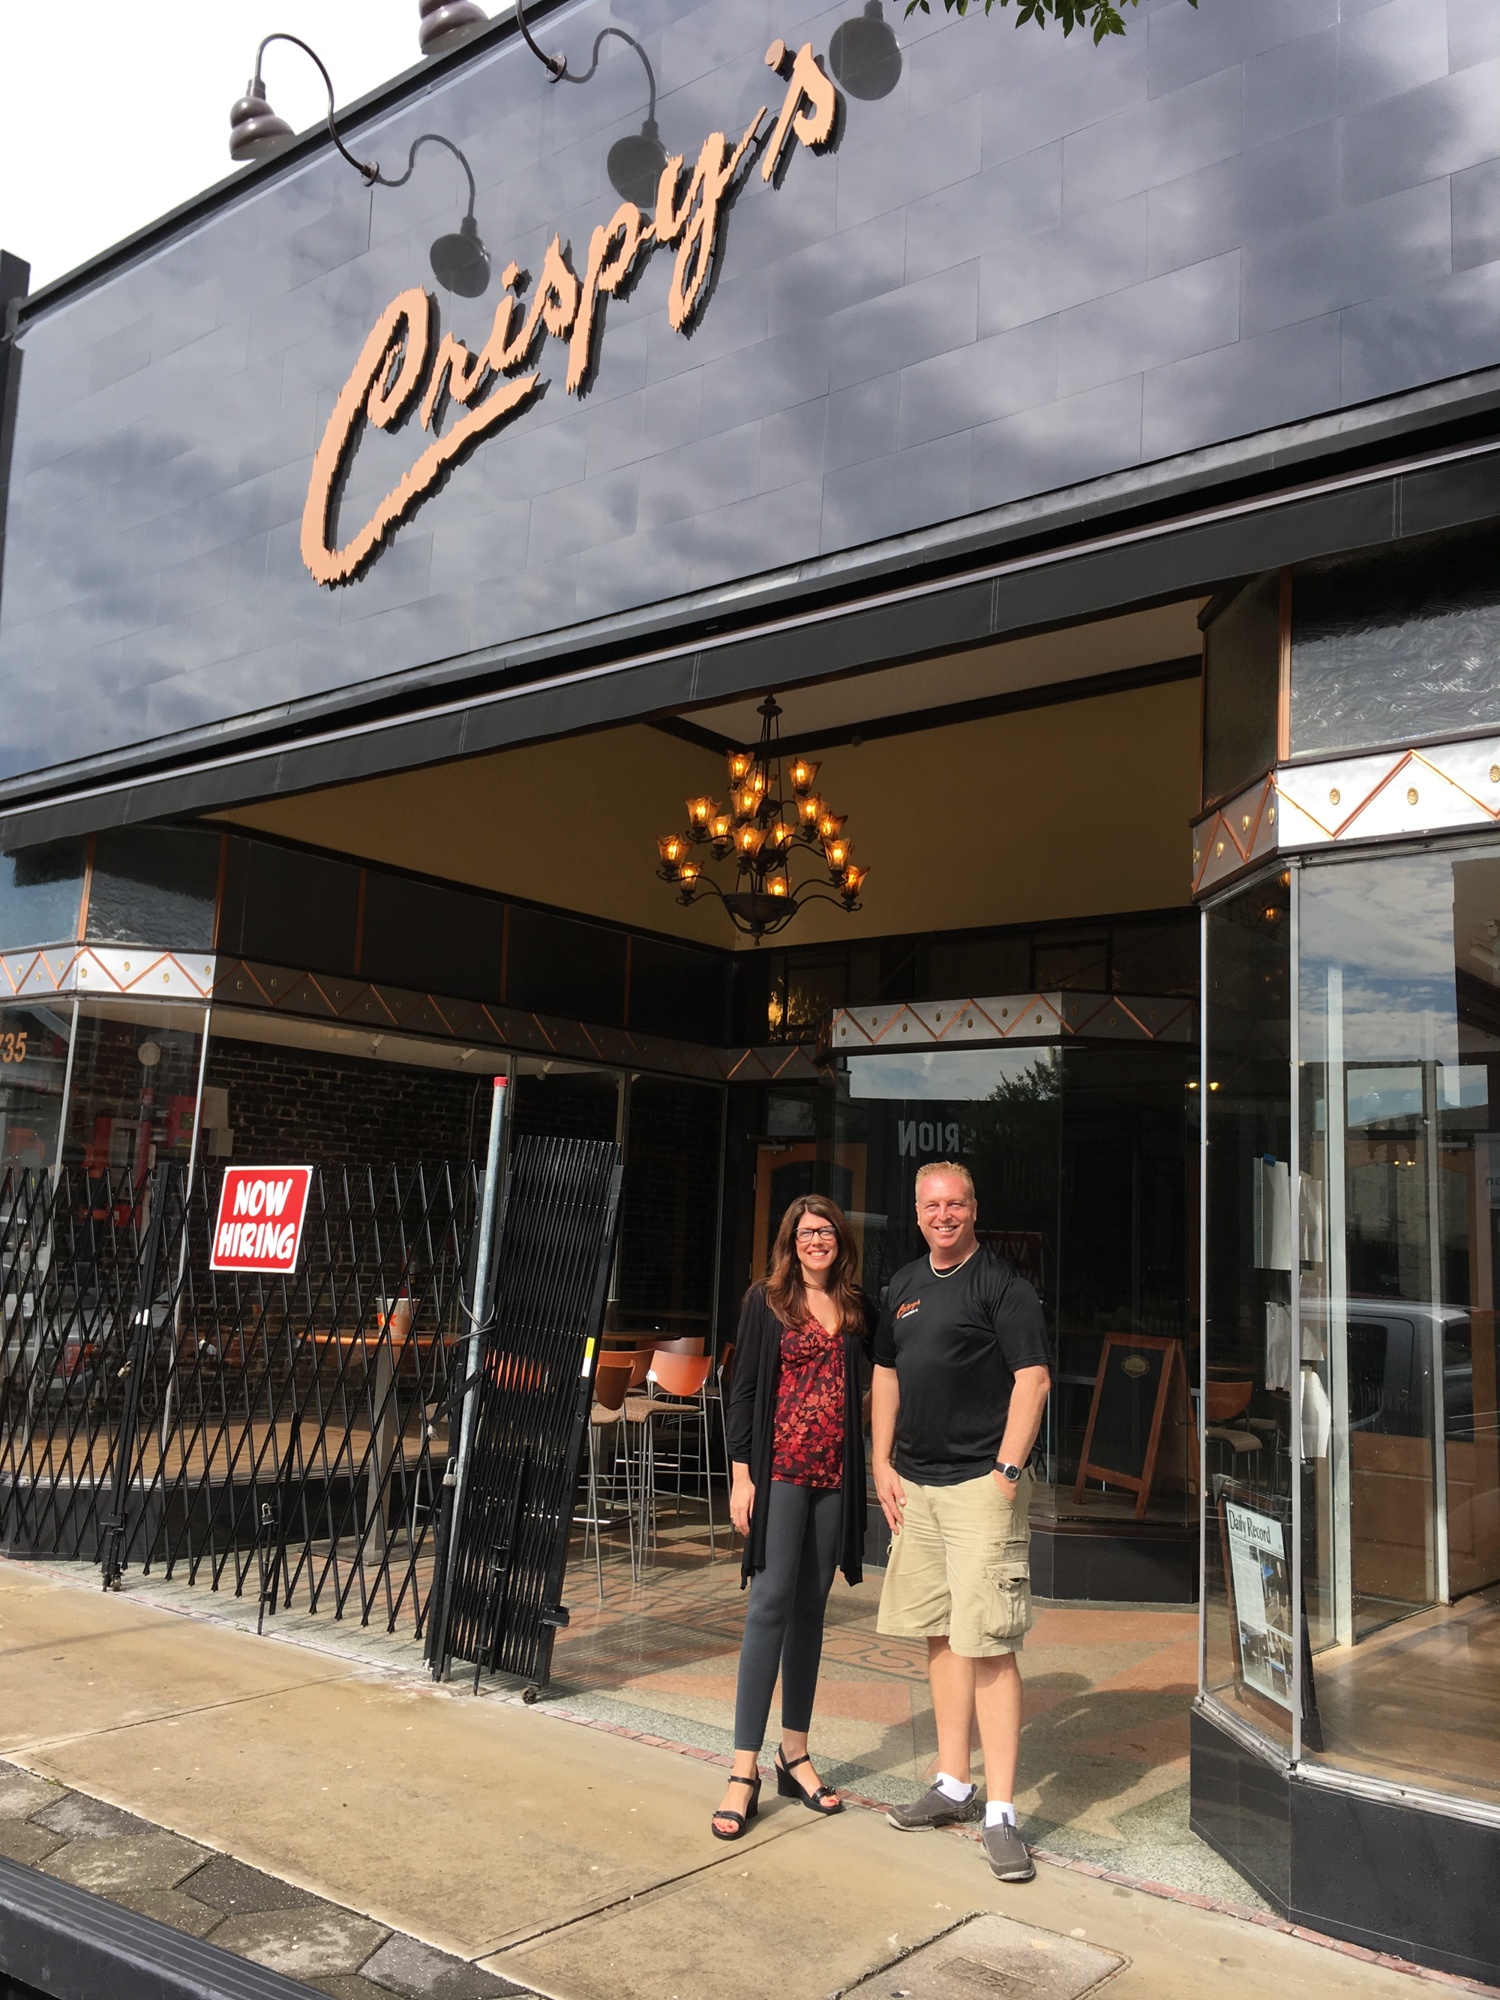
[
  {"xmin": 228, "ymin": 80, "xmax": 296, "ymax": 163},
  {"xmin": 429, "ymin": 212, "xmax": 491, "ymax": 296},
  {"xmin": 607, "ymin": 118, "xmax": 668, "ymax": 209},
  {"xmin": 829, "ymin": 1, "xmax": 902, "ymax": 102},
  {"xmin": 418, "ymin": 0, "xmax": 490, "ymax": 56}
]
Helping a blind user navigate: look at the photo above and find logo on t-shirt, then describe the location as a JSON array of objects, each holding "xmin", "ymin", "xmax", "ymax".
[{"xmin": 895, "ymin": 1299, "xmax": 921, "ymax": 1321}]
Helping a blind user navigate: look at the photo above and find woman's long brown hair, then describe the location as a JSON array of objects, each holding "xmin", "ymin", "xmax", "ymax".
[{"xmin": 762, "ymin": 1194, "xmax": 863, "ymax": 1333}]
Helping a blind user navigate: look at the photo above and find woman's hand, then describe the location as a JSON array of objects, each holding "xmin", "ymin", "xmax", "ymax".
[
  {"xmin": 874, "ymin": 1459, "xmax": 906, "ymax": 1535},
  {"xmin": 730, "ymin": 1471, "xmax": 755, "ymax": 1537}
]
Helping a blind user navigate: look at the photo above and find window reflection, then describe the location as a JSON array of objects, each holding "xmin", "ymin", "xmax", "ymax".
[{"xmin": 1296, "ymin": 849, "xmax": 1500, "ymax": 1801}]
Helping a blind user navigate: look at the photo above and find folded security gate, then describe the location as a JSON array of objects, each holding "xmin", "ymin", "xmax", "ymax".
[
  {"xmin": 0, "ymin": 1160, "xmax": 482, "ymax": 1640},
  {"xmin": 426, "ymin": 1133, "xmax": 623, "ymax": 1695},
  {"xmin": 0, "ymin": 1168, "xmax": 151, "ymax": 1562}
]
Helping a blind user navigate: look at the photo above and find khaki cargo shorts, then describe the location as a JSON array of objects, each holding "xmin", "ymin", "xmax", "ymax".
[{"xmin": 876, "ymin": 1467, "xmax": 1034, "ymax": 1658}]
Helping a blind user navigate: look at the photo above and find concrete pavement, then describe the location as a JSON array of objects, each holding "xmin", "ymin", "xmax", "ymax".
[{"xmin": 0, "ymin": 1558, "xmax": 1486, "ymax": 2000}]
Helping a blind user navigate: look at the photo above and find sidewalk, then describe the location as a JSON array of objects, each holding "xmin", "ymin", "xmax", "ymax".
[{"xmin": 0, "ymin": 1558, "xmax": 1490, "ymax": 2000}]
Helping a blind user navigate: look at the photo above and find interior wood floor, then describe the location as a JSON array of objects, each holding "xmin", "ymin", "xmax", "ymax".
[{"xmin": 1312, "ymin": 1587, "xmax": 1500, "ymax": 1801}]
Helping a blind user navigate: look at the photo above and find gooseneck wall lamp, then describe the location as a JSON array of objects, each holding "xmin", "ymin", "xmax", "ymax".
[
  {"xmin": 828, "ymin": 0, "xmax": 903, "ymax": 100},
  {"xmin": 510, "ymin": 0, "xmax": 667, "ymax": 208},
  {"xmin": 228, "ymin": 35, "xmax": 492, "ymax": 295}
]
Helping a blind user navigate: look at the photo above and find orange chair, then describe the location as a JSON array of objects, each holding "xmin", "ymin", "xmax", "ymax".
[{"xmin": 637, "ymin": 1349, "xmax": 717, "ymax": 1557}]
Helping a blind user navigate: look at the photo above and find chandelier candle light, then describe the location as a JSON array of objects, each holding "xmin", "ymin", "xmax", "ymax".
[{"xmin": 656, "ymin": 697, "xmax": 867, "ymax": 940}]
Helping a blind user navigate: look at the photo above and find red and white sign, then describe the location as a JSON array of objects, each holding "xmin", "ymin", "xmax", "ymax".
[{"xmin": 210, "ymin": 1167, "xmax": 314, "ymax": 1275}]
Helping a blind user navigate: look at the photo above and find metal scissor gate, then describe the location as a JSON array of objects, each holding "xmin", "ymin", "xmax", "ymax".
[
  {"xmin": 0, "ymin": 1140, "xmax": 621, "ymax": 1694},
  {"xmin": 426, "ymin": 1134, "xmax": 623, "ymax": 1695}
]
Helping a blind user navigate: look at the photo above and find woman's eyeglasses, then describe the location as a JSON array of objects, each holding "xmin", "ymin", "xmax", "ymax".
[{"xmin": 795, "ymin": 1226, "xmax": 838, "ymax": 1244}]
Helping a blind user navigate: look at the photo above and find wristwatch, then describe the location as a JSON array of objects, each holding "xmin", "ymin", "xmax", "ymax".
[{"xmin": 994, "ymin": 1459, "xmax": 1023, "ymax": 1482}]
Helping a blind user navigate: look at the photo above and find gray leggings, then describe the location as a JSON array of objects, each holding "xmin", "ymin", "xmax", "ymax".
[{"xmin": 733, "ymin": 1479, "xmax": 842, "ymax": 1752}]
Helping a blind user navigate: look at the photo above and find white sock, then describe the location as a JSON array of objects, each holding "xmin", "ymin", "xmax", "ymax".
[
  {"xmin": 934, "ymin": 1771, "xmax": 975, "ymax": 1802},
  {"xmin": 985, "ymin": 1800, "xmax": 1017, "ymax": 1828}
]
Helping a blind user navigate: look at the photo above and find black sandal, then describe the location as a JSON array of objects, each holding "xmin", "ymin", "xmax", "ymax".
[
  {"xmin": 776, "ymin": 1746, "xmax": 843, "ymax": 1815},
  {"xmin": 710, "ymin": 1770, "xmax": 761, "ymax": 1841}
]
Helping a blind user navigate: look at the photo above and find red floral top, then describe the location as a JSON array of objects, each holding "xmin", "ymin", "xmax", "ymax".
[{"xmin": 771, "ymin": 1314, "xmax": 845, "ymax": 1490}]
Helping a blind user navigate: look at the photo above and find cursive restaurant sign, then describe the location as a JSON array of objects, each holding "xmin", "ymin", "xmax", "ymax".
[{"xmin": 300, "ymin": 40, "xmax": 838, "ymax": 587}]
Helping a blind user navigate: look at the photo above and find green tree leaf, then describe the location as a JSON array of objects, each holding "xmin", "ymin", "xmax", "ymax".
[{"xmin": 902, "ymin": 0, "xmax": 1197, "ymax": 44}]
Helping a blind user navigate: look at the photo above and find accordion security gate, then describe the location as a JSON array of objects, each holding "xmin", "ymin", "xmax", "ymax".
[
  {"xmin": 0, "ymin": 1140, "xmax": 621, "ymax": 1687},
  {"xmin": 427, "ymin": 1134, "xmax": 623, "ymax": 1693}
]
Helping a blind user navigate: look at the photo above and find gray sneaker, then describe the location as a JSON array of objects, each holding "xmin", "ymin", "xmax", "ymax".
[
  {"xmin": 980, "ymin": 1818, "xmax": 1035, "ymax": 1881},
  {"xmin": 886, "ymin": 1784, "xmax": 980, "ymax": 1831}
]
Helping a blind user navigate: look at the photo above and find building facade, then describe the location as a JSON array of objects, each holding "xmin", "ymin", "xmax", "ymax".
[{"xmin": 1, "ymin": 0, "xmax": 1498, "ymax": 1973}]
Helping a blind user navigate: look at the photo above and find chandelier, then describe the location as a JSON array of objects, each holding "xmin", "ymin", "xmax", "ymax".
[{"xmin": 655, "ymin": 697, "xmax": 868, "ymax": 941}]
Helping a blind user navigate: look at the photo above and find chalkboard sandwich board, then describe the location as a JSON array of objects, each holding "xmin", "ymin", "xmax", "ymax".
[{"xmin": 1073, "ymin": 1333, "xmax": 1185, "ymax": 1521}]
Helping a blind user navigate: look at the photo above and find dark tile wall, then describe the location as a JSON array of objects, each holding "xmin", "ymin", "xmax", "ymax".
[{"xmin": 2, "ymin": 0, "xmax": 1498, "ymax": 786}]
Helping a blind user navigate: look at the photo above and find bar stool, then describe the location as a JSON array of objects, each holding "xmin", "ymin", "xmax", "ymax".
[
  {"xmin": 583, "ymin": 1357, "xmax": 637, "ymax": 1600},
  {"xmin": 635, "ymin": 1350, "xmax": 716, "ymax": 1558}
]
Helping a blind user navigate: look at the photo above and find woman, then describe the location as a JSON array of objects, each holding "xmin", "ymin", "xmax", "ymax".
[{"xmin": 711, "ymin": 1193, "xmax": 873, "ymax": 1839}]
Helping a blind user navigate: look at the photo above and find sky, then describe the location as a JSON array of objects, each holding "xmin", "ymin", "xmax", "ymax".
[{"xmin": 0, "ymin": 2, "xmax": 430, "ymax": 288}]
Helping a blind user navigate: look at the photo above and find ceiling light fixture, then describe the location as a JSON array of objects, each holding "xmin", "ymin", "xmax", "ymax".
[{"xmin": 656, "ymin": 697, "xmax": 868, "ymax": 942}]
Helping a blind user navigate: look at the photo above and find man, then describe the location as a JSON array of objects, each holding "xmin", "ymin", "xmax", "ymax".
[{"xmin": 871, "ymin": 1162, "xmax": 1051, "ymax": 1882}]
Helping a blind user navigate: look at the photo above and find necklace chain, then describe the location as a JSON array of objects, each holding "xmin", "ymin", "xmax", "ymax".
[{"xmin": 928, "ymin": 1245, "xmax": 978, "ymax": 1279}]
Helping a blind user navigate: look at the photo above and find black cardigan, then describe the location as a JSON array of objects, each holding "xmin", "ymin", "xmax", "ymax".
[{"xmin": 725, "ymin": 1283, "xmax": 873, "ymax": 1589}]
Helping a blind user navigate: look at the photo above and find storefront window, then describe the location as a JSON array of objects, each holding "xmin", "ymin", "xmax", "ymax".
[
  {"xmin": 1297, "ymin": 847, "xmax": 1500, "ymax": 1802},
  {"xmin": 1203, "ymin": 873, "xmax": 1293, "ymax": 1746},
  {"xmin": 831, "ymin": 1040, "xmax": 1194, "ymax": 1522},
  {"xmin": 0, "ymin": 1002, "xmax": 74, "ymax": 1171},
  {"xmin": 59, "ymin": 1005, "xmax": 208, "ymax": 1184}
]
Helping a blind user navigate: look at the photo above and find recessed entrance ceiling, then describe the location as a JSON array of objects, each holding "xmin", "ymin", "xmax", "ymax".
[{"xmin": 681, "ymin": 600, "xmax": 1205, "ymax": 747}]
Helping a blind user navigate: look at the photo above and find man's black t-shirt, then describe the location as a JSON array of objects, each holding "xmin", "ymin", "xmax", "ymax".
[{"xmin": 873, "ymin": 1246, "xmax": 1050, "ymax": 1485}]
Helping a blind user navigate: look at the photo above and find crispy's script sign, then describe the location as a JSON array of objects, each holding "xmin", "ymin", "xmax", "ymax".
[
  {"xmin": 210, "ymin": 1166, "xmax": 314, "ymax": 1275},
  {"xmin": 302, "ymin": 40, "xmax": 838, "ymax": 586}
]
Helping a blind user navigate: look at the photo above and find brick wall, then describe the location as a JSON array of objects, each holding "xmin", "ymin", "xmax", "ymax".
[{"xmin": 203, "ymin": 1039, "xmax": 484, "ymax": 1171}]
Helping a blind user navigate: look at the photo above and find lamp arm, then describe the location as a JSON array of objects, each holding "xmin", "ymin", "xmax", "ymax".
[
  {"xmin": 556, "ymin": 27, "xmax": 658, "ymax": 124},
  {"xmin": 511, "ymin": 0, "xmax": 567, "ymax": 79},
  {"xmin": 253, "ymin": 32, "xmax": 380, "ymax": 183},
  {"xmin": 370, "ymin": 132, "xmax": 479, "ymax": 213},
  {"xmin": 516, "ymin": 5, "xmax": 656, "ymax": 122}
]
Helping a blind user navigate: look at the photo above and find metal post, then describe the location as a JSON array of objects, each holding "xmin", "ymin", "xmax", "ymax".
[
  {"xmin": 432, "ymin": 1074, "xmax": 508, "ymax": 1672},
  {"xmin": 1289, "ymin": 862, "xmax": 1304, "ymax": 1764},
  {"xmin": 1326, "ymin": 965, "xmax": 1353, "ymax": 1646},
  {"xmin": 1423, "ymin": 1019, "xmax": 1449, "ymax": 1606}
]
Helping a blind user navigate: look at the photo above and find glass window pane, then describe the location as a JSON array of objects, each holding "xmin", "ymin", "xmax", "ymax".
[
  {"xmin": 0, "ymin": 1002, "xmax": 72, "ymax": 1170},
  {"xmin": 59, "ymin": 1004, "xmax": 206, "ymax": 1182},
  {"xmin": 629, "ymin": 938, "xmax": 729, "ymax": 1043},
  {"xmin": 1292, "ymin": 525, "xmax": 1500, "ymax": 759},
  {"xmin": 505, "ymin": 907, "xmax": 626, "ymax": 1025},
  {"xmin": 616, "ymin": 1077, "xmax": 723, "ymax": 1338},
  {"xmin": 86, "ymin": 827, "xmax": 220, "ymax": 950},
  {"xmin": 1298, "ymin": 847, "xmax": 1500, "ymax": 1803},
  {"xmin": 1202, "ymin": 573, "xmax": 1279, "ymax": 808},
  {"xmin": 1035, "ymin": 933, "xmax": 1109, "ymax": 990},
  {"xmin": 359, "ymin": 872, "xmax": 503, "ymax": 1001},
  {"xmin": 0, "ymin": 840, "xmax": 85, "ymax": 950},
  {"xmin": 1204, "ymin": 875, "xmax": 1292, "ymax": 1747},
  {"xmin": 219, "ymin": 839, "xmax": 359, "ymax": 977}
]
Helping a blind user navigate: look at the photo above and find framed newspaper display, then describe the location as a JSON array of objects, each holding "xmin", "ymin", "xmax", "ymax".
[{"xmin": 1215, "ymin": 1482, "xmax": 1322, "ymax": 1748}]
